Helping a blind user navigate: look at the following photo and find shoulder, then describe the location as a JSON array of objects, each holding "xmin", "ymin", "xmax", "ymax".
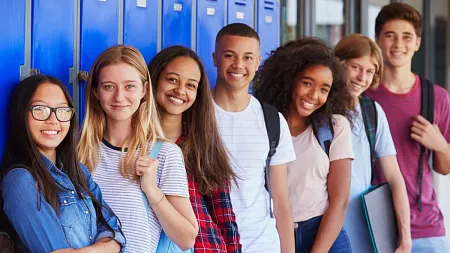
[
  {"xmin": 331, "ymin": 114, "xmax": 350, "ymax": 128},
  {"xmin": 433, "ymin": 84, "xmax": 450, "ymax": 105},
  {"xmin": 2, "ymin": 168, "xmax": 36, "ymax": 197}
]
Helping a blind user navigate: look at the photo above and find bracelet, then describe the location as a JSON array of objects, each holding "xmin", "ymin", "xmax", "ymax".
[{"xmin": 150, "ymin": 193, "xmax": 165, "ymax": 206}]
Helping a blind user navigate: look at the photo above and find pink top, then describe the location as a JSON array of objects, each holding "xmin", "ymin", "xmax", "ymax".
[{"xmin": 366, "ymin": 75, "xmax": 450, "ymax": 239}]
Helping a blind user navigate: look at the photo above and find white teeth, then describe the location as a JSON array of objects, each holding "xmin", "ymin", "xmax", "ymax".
[
  {"xmin": 391, "ymin": 52, "xmax": 403, "ymax": 57},
  {"xmin": 168, "ymin": 96, "xmax": 184, "ymax": 104},
  {"xmin": 42, "ymin": 130, "xmax": 58, "ymax": 135},
  {"xmin": 352, "ymin": 82, "xmax": 364, "ymax": 89},
  {"xmin": 302, "ymin": 100, "xmax": 314, "ymax": 109},
  {"xmin": 230, "ymin": 73, "xmax": 244, "ymax": 77}
]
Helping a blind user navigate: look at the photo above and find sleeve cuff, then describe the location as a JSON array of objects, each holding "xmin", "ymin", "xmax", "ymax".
[{"xmin": 96, "ymin": 230, "xmax": 126, "ymax": 252}]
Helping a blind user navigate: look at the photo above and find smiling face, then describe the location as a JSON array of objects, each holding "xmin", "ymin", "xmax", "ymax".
[
  {"xmin": 344, "ymin": 55, "xmax": 378, "ymax": 98},
  {"xmin": 27, "ymin": 82, "xmax": 71, "ymax": 157},
  {"xmin": 95, "ymin": 63, "xmax": 146, "ymax": 125},
  {"xmin": 213, "ymin": 35, "xmax": 261, "ymax": 90},
  {"xmin": 290, "ymin": 64, "xmax": 333, "ymax": 118},
  {"xmin": 156, "ymin": 56, "xmax": 201, "ymax": 116},
  {"xmin": 376, "ymin": 19, "xmax": 421, "ymax": 69}
]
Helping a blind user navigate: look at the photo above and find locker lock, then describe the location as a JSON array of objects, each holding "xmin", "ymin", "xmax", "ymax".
[
  {"xmin": 30, "ymin": 68, "xmax": 41, "ymax": 76},
  {"xmin": 78, "ymin": 71, "xmax": 89, "ymax": 82}
]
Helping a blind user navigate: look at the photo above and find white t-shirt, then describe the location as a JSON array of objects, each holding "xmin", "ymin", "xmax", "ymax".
[
  {"xmin": 288, "ymin": 114, "xmax": 354, "ymax": 222},
  {"xmin": 344, "ymin": 102, "xmax": 397, "ymax": 253},
  {"xmin": 92, "ymin": 140, "xmax": 189, "ymax": 253},
  {"xmin": 213, "ymin": 95, "xmax": 296, "ymax": 253}
]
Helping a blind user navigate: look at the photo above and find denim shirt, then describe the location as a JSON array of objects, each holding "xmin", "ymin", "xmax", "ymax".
[{"xmin": 1, "ymin": 155, "xmax": 126, "ymax": 252}]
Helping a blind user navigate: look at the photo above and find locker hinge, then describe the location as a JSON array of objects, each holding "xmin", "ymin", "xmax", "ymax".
[
  {"xmin": 78, "ymin": 71, "xmax": 89, "ymax": 82},
  {"xmin": 30, "ymin": 68, "xmax": 41, "ymax": 76}
]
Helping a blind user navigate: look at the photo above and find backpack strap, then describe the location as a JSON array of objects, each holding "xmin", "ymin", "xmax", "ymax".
[
  {"xmin": 142, "ymin": 141, "xmax": 163, "ymax": 218},
  {"xmin": 312, "ymin": 118, "xmax": 334, "ymax": 157},
  {"xmin": 360, "ymin": 94, "xmax": 378, "ymax": 182},
  {"xmin": 259, "ymin": 99, "xmax": 280, "ymax": 219},
  {"xmin": 418, "ymin": 76, "xmax": 435, "ymax": 212}
]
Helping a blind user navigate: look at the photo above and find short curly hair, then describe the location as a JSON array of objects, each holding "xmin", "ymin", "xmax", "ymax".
[{"xmin": 253, "ymin": 37, "xmax": 355, "ymax": 127}]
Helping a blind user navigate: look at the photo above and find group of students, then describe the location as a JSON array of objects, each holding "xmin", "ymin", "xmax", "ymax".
[{"xmin": 0, "ymin": 2, "xmax": 449, "ymax": 253}]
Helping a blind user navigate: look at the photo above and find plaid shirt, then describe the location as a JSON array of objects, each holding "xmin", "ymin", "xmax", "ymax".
[{"xmin": 176, "ymin": 127, "xmax": 241, "ymax": 253}]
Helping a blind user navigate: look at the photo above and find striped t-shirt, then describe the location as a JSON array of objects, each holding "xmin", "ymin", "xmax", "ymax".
[
  {"xmin": 92, "ymin": 139, "xmax": 189, "ymax": 253},
  {"xmin": 213, "ymin": 95, "xmax": 296, "ymax": 253}
]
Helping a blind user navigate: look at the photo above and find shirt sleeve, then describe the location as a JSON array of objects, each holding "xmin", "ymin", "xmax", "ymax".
[
  {"xmin": 158, "ymin": 142, "xmax": 189, "ymax": 198},
  {"xmin": 329, "ymin": 115, "xmax": 354, "ymax": 162},
  {"xmin": 2, "ymin": 168, "xmax": 70, "ymax": 252},
  {"xmin": 79, "ymin": 164, "xmax": 126, "ymax": 252},
  {"xmin": 374, "ymin": 102, "xmax": 397, "ymax": 158},
  {"xmin": 270, "ymin": 113, "xmax": 297, "ymax": 166},
  {"xmin": 204, "ymin": 183, "xmax": 242, "ymax": 253}
]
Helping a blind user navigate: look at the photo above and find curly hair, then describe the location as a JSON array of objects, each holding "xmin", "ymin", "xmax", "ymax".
[{"xmin": 253, "ymin": 37, "xmax": 355, "ymax": 127}]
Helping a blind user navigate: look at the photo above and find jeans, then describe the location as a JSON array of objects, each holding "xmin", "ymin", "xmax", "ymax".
[
  {"xmin": 412, "ymin": 236, "xmax": 450, "ymax": 253},
  {"xmin": 294, "ymin": 215, "xmax": 352, "ymax": 253}
]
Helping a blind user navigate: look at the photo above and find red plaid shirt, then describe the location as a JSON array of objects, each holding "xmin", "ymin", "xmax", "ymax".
[{"xmin": 176, "ymin": 127, "xmax": 241, "ymax": 253}]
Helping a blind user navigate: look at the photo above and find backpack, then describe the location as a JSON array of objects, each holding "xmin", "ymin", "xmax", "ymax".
[{"xmin": 259, "ymin": 99, "xmax": 280, "ymax": 219}]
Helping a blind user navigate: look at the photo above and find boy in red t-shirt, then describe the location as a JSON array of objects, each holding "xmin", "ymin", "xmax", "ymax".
[{"xmin": 366, "ymin": 3, "xmax": 450, "ymax": 252}]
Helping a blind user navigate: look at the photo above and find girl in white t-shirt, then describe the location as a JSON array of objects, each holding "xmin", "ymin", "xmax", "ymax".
[
  {"xmin": 78, "ymin": 45, "xmax": 198, "ymax": 253},
  {"xmin": 254, "ymin": 38, "xmax": 355, "ymax": 253},
  {"xmin": 335, "ymin": 34, "xmax": 411, "ymax": 253}
]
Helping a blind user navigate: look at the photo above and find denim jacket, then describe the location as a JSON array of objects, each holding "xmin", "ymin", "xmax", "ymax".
[{"xmin": 1, "ymin": 155, "xmax": 126, "ymax": 252}]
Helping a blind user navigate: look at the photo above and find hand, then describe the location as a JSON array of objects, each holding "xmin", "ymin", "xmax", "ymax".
[
  {"xmin": 411, "ymin": 115, "xmax": 448, "ymax": 153},
  {"xmin": 136, "ymin": 155, "xmax": 159, "ymax": 196},
  {"xmin": 394, "ymin": 242, "xmax": 412, "ymax": 253}
]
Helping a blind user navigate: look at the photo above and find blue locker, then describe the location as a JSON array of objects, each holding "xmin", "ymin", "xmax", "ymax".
[
  {"xmin": 162, "ymin": 0, "xmax": 192, "ymax": 49},
  {"xmin": 124, "ymin": 0, "xmax": 158, "ymax": 63},
  {"xmin": 196, "ymin": 0, "xmax": 224, "ymax": 87},
  {"xmin": 227, "ymin": 0, "xmax": 254, "ymax": 27},
  {"xmin": 257, "ymin": 0, "xmax": 279, "ymax": 60},
  {"xmin": 0, "ymin": 0, "xmax": 26, "ymax": 157},
  {"xmin": 32, "ymin": 0, "xmax": 75, "ymax": 95},
  {"xmin": 79, "ymin": 0, "xmax": 119, "ymax": 123}
]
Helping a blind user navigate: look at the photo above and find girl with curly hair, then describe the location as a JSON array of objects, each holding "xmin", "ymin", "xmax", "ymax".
[{"xmin": 254, "ymin": 37, "xmax": 354, "ymax": 253}]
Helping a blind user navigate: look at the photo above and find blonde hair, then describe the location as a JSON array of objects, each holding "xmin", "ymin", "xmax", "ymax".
[
  {"xmin": 78, "ymin": 45, "xmax": 165, "ymax": 179},
  {"xmin": 334, "ymin": 33, "xmax": 384, "ymax": 88}
]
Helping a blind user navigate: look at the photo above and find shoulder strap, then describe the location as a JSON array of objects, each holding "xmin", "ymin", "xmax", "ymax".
[
  {"xmin": 142, "ymin": 141, "xmax": 163, "ymax": 218},
  {"xmin": 360, "ymin": 94, "xmax": 378, "ymax": 182},
  {"xmin": 149, "ymin": 141, "xmax": 163, "ymax": 159},
  {"xmin": 259, "ymin": 99, "xmax": 280, "ymax": 218},
  {"xmin": 312, "ymin": 118, "xmax": 334, "ymax": 157},
  {"xmin": 417, "ymin": 76, "xmax": 435, "ymax": 212}
]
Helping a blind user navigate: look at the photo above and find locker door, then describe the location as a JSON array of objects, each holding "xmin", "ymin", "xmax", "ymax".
[
  {"xmin": 257, "ymin": 0, "xmax": 279, "ymax": 59},
  {"xmin": 79, "ymin": 0, "xmax": 119, "ymax": 123},
  {"xmin": 196, "ymin": 0, "xmax": 224, "ymax": 87},
  {"xmin": 0, "ymin": 0, "xmax": 26, "ymax": 157},
  {"xmin": 32, "ymin": 0, "xmax": 75, "ymax": 95},
  {"xmin": 227, "ymin": 0, "xmax": 254, "ymax": 27},
  {"xmin": 162, "ymin": 0, "xmax": 192, "ymax": 49},
  {"xmin": 124, "ymin": 0, "xmax": 158, "ymax": 63}
]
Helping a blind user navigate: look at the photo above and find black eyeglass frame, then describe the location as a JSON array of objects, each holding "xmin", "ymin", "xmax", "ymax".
[{"xmin": 28, "ymin": 105, "xmax": 75, "ymax": 122}]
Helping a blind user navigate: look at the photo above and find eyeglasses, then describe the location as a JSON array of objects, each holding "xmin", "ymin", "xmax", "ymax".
[{"xmin": 28, "ymin": 105, "xmax": 75, "ymax": 122}]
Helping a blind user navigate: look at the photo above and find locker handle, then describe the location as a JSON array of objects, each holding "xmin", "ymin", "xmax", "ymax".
[
  {"xmin": 234, "ymin": 1, "xmax": 246, "ymax": 6},
  {"xmin": 30, "ymin": 68, "xmax": 41, "ymax": 76},
  {"xmin": 264, "ymin": 0, "xmax": 275, "ymax": 9},
  {"xmin": 78, "ymin": 71, "xmax": 89, "ymax": 82}
]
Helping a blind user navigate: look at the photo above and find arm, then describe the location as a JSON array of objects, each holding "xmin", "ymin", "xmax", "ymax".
[
  {"xmin": 136, "ymin": 145, "xmax": 198, "ymax": 250},
  {"xmin": 205, "ymin": 184, "xmax": 241, "ymax": 253},
  {"xmin": 51, "ymin": 238, "xmax": 120, "ymax": 253},
  {"xmin": 411, "ymin": 115, "xmax": 450, "ymax": 175},
  {"xmin": 270, "ymin": 164, "xmax": 295, "ymax": 253},
  {"xmin": 378, "ymin": 156, "xmax": 412, "ymax": 252},
  {"xmin": 80, "ymin": 164, "xmax": 125, "ymax": 250},
  {"xmin": 310, "ymin": 159, "xmax": 351, "ymax": 253}
]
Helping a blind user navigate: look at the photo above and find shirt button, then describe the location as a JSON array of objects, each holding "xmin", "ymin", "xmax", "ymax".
[
  {"xmin": 71, "ymin": 191, "xmax": 74, "ymax": 194},
  {"xmin": 85, "ymin": 210, "xmax": 89, "ymax": 214},
  {"xmin": 89, "ymin": 236, "xmax": 92, "ymax": 240},
  {"xmin": 63, "ymin": 200, "xmax": 67, "ymax": 204}
]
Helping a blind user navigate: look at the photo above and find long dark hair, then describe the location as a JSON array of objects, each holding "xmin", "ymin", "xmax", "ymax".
[
  {"xmin": 148, "ymin": 46, "xmax": 236, "ymax": 195},
  {"xmin": 254, "ymin": 37, "xmax": 355, "ymax": 127},
  {"xmin": 0, "ymin": 74, "xmax": 116, "ymax": 248}
]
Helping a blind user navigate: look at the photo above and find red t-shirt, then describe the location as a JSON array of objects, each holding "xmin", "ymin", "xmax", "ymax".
[{"xmin": 366, "ymin": 75, "xmax": 450, "ymax": 239}]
